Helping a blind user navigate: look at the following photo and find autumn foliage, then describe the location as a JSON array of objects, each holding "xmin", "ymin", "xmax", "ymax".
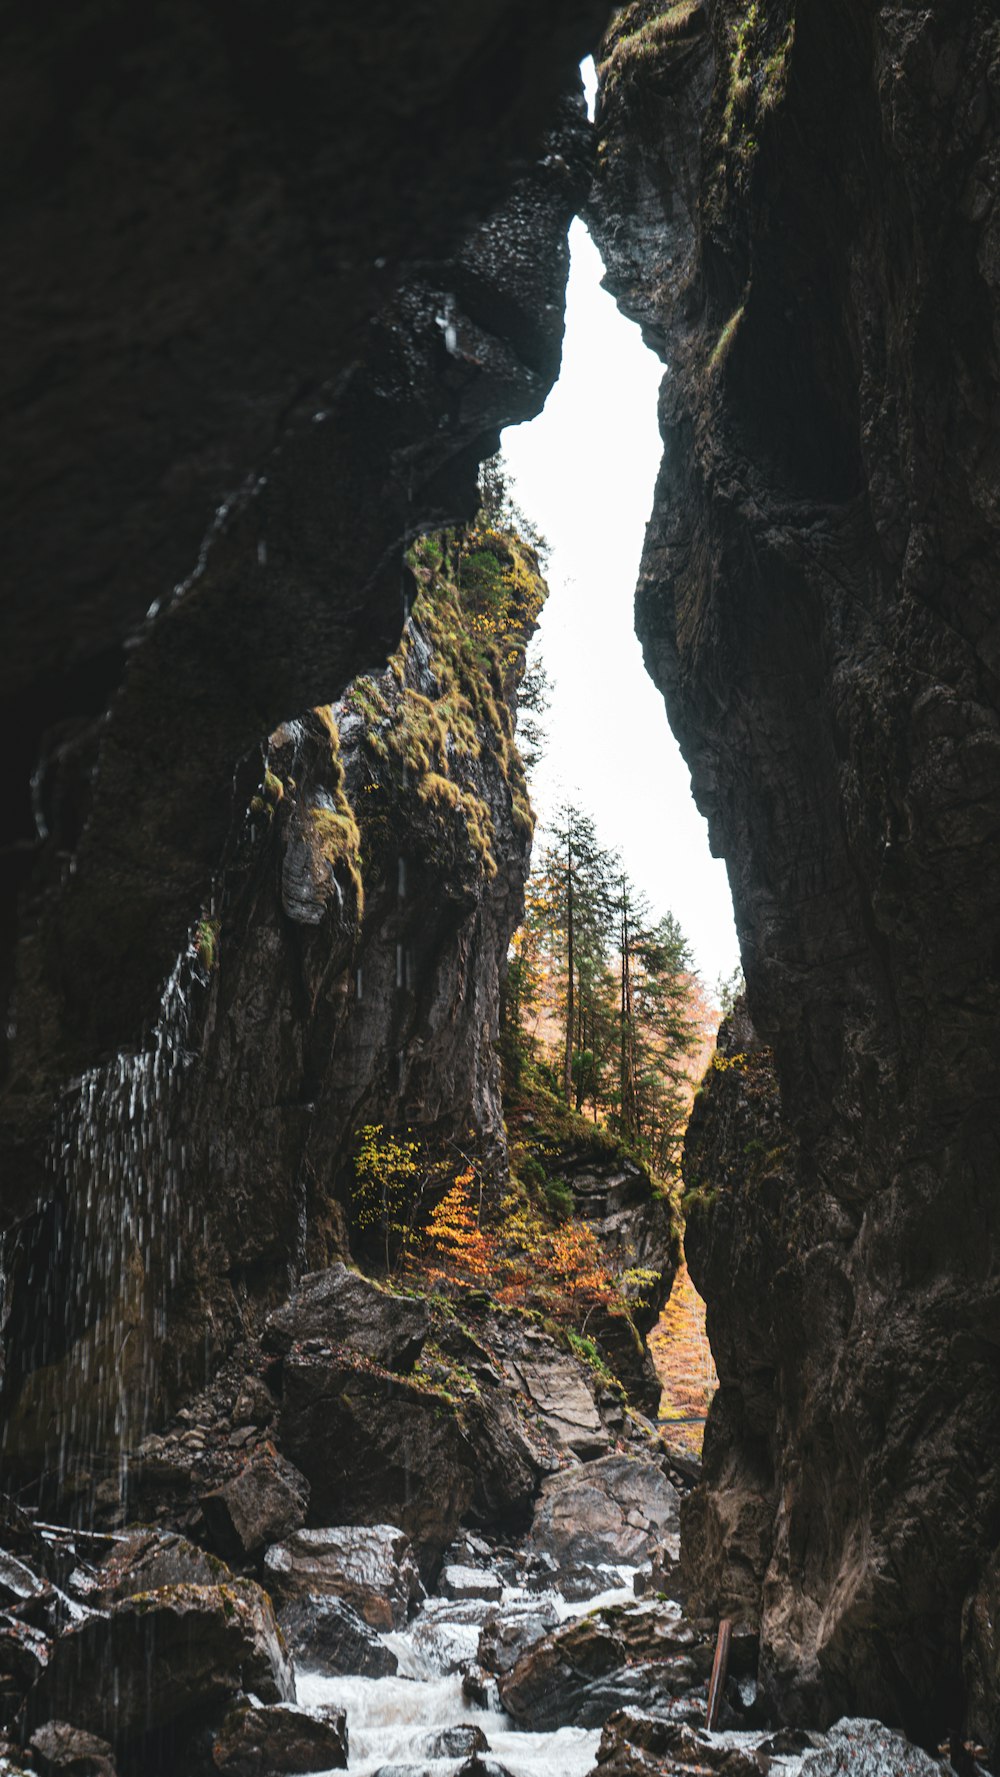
[{"xmin": 420, "ymin": 1166, "xmax": 628, "ymax": 1328}]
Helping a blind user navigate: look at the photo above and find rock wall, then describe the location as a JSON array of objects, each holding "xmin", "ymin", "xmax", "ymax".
[
  {"xmin": 0, "ymin": 531, "xmax": 544, "ymax": 1501},
  {"xmin": 590, "ymin": 0, "xmax": 1000, "ymax": 1753},
  {"xmin": 0, "ymin": 13, "xmax": 600, "ymax": 1228}
]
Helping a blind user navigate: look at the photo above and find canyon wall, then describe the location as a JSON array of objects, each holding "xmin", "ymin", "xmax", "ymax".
[
  {"xmin": 589, "ymin": 0, "xmax": 1000, "ymax": 1754},
  {"xmin": 0, "ymin": 4, "xmax": 604, "ymax": 1225}
]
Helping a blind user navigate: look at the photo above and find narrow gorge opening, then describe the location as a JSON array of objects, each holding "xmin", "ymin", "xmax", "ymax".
[{"xmin": 2, "ymin": 6, "xmax": 998, "ymax": 1776}]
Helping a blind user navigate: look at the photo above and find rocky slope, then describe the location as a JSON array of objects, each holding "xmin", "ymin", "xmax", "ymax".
[{"xmin": 589, "ymin": 0, "xmax": 1000, "ymax": 1755}]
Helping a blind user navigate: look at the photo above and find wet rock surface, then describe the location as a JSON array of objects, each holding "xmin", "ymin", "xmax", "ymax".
[
  {"xmin": 210, "ymin": 1700, "xmax": 348, "ymax": 1774},
  {"xmin": 30, "ymin": 1581, "xmax": 294, "ymax": 1750},
  {"xmin": 263, "ymin": 1525, "xmax": 423, "ymax": 1632},
  {"xmin": 277, "ymin": 1593, "xmax": 399, "ymax": 1679}
]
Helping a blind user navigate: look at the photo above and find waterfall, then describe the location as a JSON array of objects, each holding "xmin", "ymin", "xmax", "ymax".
[{"xmin": 1, "ymin": 929, "xmax": 206, "ymax": 1513}]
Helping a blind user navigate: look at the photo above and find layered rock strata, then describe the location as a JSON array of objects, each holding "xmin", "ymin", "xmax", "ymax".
[{"xmin": 590, "ymin": 0, "xmax": 1000, "ymax": 1751}]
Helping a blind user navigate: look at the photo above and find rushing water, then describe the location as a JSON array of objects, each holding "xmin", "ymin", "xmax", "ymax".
[{"xmin": 295, "ymin": 1573, "xmax": 643, "ymax": 1777}]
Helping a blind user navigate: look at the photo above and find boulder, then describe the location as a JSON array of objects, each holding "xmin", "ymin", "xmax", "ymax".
[
  {"xmin": 262, "ymin": 1264, "xmax": 429, "ymax": 1372},
  {"xmin": 91, "ymin": 1529, "xmax": 226, "ymax": 1603},
  {"xmin": 277, "ymin": 1354, "xmax": 475, "ymax": 1577},
  {"xmin": 498, "ymin": 1602, "xmax": 711, "ymax": 1731},
  {"xmin": 277, "ymin": 1594, "xmax": 397, "ymax": 1678},
  {"xmin": 29, "ymin": 1581, "xmax": 295, "ymax": 1756},
  {"xmin": 477, "ymin": 1597, "xmax": 559, "ymax": 1677},
  {"xmin": 28, "ymin": 1722, "xmax": 116, "ymax": 1775},
  {"xmin": 528, "ymin": 1454, "xmax": 680, "ymax": 1593},
  {"xmin": 211, "ymin": 1701, "xmax": 347, "ymax": 1773},
  {"xmin": 264, "ymin": 1525, "xmax": 422, "ymax": 1630},
  {"xmin": 439, "ymin": 1565, "xmax": 503, "ymax": 1603},
  {"xmin": 412, "ymin": 1726, "xmax": 489, "ymax": 1759},
  {"xmin": 798, "ymin": 1718, "xmax": 954, "ymax": 1776},
  {"xmin": 201, "ymin": 1450, "xmax": 309, "ymax": 1558}
]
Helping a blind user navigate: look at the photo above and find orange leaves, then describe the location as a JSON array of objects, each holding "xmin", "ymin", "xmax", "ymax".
[
  {"xmin": 424, "ymin": 1171, "xmax": 491, "ymax": 1283},
  {"xmin": 546, "ymin": 1222, "xmax": 622, "ymax": 1313}
]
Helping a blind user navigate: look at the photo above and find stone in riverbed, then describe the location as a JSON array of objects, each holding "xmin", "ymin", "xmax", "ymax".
[
  {"xmin": 28, "ymin": 1721, "xmax": 116, "ymax": 1774},
  {"xmin": 477, "ymin": 1596, "xmax": 559, "ymax": 1677},
  {"xmin": 277, "ymin": 1593, "xmax": 397, "ymax": 1677},
  {"xmin": 262, "ymin": 1263, "xmax": 429, "ymax": 1372},
  {"xmin": 412, "ymin": 1725, "xmax": 490, "ymax": 1758},
  {"xmin": 498, "ymin": 1600, "xmax": 711, "ymax": 1731},
  {"xmin": 527, "ymin": 1453, "xmax": 680, "ymax": 1594},
  {"xmin": 201, "ymin": 1449, "xmax": 310, "ymax": 1558},
  {"xmin": 264, "ymin": 1524, "xmax": 423, "ymax": 1630},
  {"xmin": 439, "ymin": 1564, "xmax": 503, "ymax": 1602},
  {"xmin": 211, "ymin": 1701, "xmax": 347, "ymax": 1773}
]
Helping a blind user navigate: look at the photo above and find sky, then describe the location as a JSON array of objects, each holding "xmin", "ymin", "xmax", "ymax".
[{"xmin": 499, "ymin": 64, "xmax": 740, "ymax": 993}]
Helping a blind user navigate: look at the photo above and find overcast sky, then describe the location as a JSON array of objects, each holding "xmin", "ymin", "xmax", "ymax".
[{"xmin": 501, "ymin": 76, "xmax": 740, "ymax": 992}]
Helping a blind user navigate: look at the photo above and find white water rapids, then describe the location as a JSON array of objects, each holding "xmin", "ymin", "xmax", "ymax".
[{"xmin": 294, "ymin": 1572, "xmax": 642, "ymax": 1777}]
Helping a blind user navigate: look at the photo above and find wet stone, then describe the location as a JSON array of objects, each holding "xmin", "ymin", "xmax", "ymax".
[
  {"xmin": 412, "ymin": 1725, "xmax": 490, "ymax": 1759},
  {"xmin": 201, "ymin": 1450, "xmax": 309, "ymax": 1559},
  {"xmin": 278, "ymin": 1593, "xmax": 398, "ymax": 1678},
  {"xmin": 28, "ymin": 1579, "xmax": 295, "ymax": 1753},
  {"xmin": 211, "ymin": 1700, "xmax": 347, "ymax": 1773},
  {"xmin": 264, "ymin": 1524, "xmax": 423, "ymax": 1630},
  {"xmin": 29, "ymin": 1720, "xmax": 117, "ymax": 1775},
  {"xmin": 439, "ymin": 1564, "xmax": 503, "ymax": 1602}
]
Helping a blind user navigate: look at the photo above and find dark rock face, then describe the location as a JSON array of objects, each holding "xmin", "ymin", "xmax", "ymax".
[
  {"xmin": 0, "ymin": 3, "xmax": 598, "ymax": 1498},
  {"xmin": 0, "ymin": 4, "xmax": 604, "ymax": 1112},
  {"xmin": 589, "ymin": 0, "xmax": 1000, "ymax": 1748}
]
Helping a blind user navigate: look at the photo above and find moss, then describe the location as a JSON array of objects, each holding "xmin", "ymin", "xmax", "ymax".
[
  {"xmin": 341, "ymin": 525, "xmax": 545, "ymax": 885},
  {"xmin": 263, "ymin": 768, "xmax": 284, "ymax": 804},
  {"xmin": 720, "ymin": 2, "xmax": 795, "ymax": 163},
  {"xmin": 707, "ymin": 302, "xmax": 745, "ymax": 375},
  {"xmin": 306, "ymin": 720, "xmax": 365, "ymax": 920},
  {"xmin": 599, "ymin": 2, "xmax": 704, "ymax": 101},
  {"xmin": 195, "ymin": 916, "xmax": 220, "ymax": 973}
]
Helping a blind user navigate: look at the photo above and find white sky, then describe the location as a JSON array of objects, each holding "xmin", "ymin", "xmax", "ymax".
[{"xmin": 501, "ymin": 72, "xmax": 740, "ymax": 992}]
